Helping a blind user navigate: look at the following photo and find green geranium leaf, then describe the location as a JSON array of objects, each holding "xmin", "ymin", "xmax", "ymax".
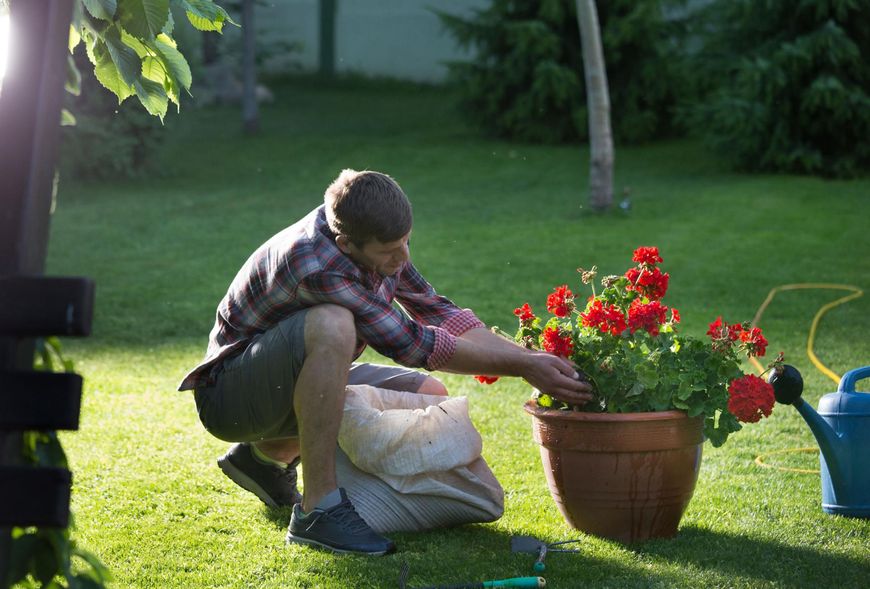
[
  {"xmin": 627, "ymin": 382, "xmax": 644, "ymax": 397},
  {"xmin": 636, "ymin": 362, "xmax": 658, "ymax": 389},
  {"xmin": 118, "ymin": 0, "xmax": 169, "ymax": 41},
  {"xmin": 82, "ymin": 0, "xmax": 118, "ymax": 20}
]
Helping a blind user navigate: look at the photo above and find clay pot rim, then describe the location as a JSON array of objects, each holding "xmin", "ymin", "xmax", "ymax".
[{"xmin": 523, "ymin": 399, "xmax": 693, "ymax": 422}]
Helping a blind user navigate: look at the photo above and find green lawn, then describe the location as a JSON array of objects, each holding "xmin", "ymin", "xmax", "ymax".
[{"xmin": 45, "ymin": 77, "xmax": 870, "ymax": 588}]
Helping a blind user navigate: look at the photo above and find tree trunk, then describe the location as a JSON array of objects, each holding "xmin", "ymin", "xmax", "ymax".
[
  {"xmin": 241, "ymin": 0, "xmax": 258, "ymax": 134},
  {"xmin": 575, "ymin": 0, "xmax": 613, "ymax": 212},
  {"xmin": 319, "ymin": 0, "xmax": 336, "ymax": 77}
]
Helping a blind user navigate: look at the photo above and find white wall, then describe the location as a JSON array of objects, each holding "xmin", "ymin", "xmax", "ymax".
[{"xmin": 255, "ymin": 0, "xmax": 488, "ymax": 82}]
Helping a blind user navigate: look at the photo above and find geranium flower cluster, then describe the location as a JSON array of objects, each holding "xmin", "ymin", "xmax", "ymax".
[
  {"xmin": 499, "ymin": 246, "xmax": 778, "ymax": 447},
  {"xmin": 707, "ymin": 316, "xmax": 769, "ymax": 357},
  {"xmin": 580, "ymin": 248, "xmax": 678, "ymax": 338},
  {"xmin": 727, "ymin": 374, "xmax": 775, "ymax": 422}
]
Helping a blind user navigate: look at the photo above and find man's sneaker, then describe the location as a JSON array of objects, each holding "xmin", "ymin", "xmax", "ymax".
[
  {"xmin": 285, "ymin": 488, "xmax": 396, "ymax": 555},
  {"xmin": 217, "ymin": 443, "xmax": 302, "ymax": 508}
]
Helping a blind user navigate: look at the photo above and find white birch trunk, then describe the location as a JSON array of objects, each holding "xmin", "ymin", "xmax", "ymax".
[
  {"xmin": 241, "ymin": 0, "xmax": 258, "ymax": 134},
  {"xmin": 575, "ymin": 0, "xmax": 613, "ymax": 211}
]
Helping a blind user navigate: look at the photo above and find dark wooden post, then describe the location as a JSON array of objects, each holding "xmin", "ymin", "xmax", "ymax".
[
  {"xmin": 0, "ymin": 1, "xmax": 75, "ymax": 586},
  {"xmin": 319, "ymin": 0, "xmax": 336, "ymax": 77},
  {"xmin": 241, "ymin": 0, "xmax": 258, "ymax": 134}
]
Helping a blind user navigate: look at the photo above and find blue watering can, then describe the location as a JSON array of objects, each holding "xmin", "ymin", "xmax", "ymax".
[{"xmin": 770, "ymin": 365, "xmax": 870, "ymax": 518}]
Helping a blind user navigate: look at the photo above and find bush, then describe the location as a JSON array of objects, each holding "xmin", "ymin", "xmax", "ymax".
[
  {"xmin": 60, "ymin": 49, "xmax": 166, "ymax": 181},
  {"xmin": 437, "ymin": 0, "xmax": 691, "ymax": 144},
  {"xmin": 684, "ymin": 0, "xmax": 870, "ymax": 177}
]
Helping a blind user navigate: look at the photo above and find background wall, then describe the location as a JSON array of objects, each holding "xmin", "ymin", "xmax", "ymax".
[{"xmin": 255, "ymin": 0, "xmax": 487, "ymax": 82}]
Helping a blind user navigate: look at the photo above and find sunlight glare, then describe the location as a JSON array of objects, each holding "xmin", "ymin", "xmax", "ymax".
[{"xmin": 0, "ymin": 7, "xmax": 10, "ymax": 90}]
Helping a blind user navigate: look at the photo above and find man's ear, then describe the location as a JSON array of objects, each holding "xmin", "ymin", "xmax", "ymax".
[{"xmin": 335, "ymin": 234, "xmax": 352, "ymax": 254}]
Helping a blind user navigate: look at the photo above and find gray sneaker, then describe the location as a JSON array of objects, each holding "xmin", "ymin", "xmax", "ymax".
[
  {"xmin": 217, "ymin": 443, "xmax": 302, "ymax": 507},
  {"xmin": 286, "ymin": 488, "xmax": 396, "ymax": 555}
]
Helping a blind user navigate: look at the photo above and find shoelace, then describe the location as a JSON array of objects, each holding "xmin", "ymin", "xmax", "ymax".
[{"xmin": 319, "ymin": 500, "xmax": 371, "ymax": 535}]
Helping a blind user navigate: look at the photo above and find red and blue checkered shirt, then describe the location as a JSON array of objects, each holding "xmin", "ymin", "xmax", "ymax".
[{"xmin": 179, "ymin": 205, "xmax": 484, "ymax": 390}]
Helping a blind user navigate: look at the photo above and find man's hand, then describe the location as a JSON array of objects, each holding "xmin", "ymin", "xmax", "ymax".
[{"xmin": 520, "ymin": 352, "xmax": 594, "ymax": 406}]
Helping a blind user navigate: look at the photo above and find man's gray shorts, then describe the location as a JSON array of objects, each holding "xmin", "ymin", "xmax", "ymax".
[{"xmin": 193, "ymin": 309, "xmax": 429, "ymax": 443}]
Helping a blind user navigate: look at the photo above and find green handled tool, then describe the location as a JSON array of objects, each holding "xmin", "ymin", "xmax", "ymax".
[
  {"xmin": 413, "ymin": 577, "xmax": 545, "ymax": 589},
  {"xmin": 399, "ymin": 562, "xmax": 545, "ymax": 589}
]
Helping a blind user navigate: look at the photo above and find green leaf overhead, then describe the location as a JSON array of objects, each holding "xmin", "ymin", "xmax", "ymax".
[
  {"xmin": 81, "ymin": 0, "xmax": 118, "ymax": 20},
  {"xmin": 67, "ymin": 0, "xmax": 230, "ymax": 119},
  {"xmin": 118, "ymin": 0, "xmax": 169, "ymax": 40},
  {"xmin": 66, "ymin": 55, "xmax": 81, "ymax": 96},
  {"xmin": 102, "ymin": 27, "xmax": 142, "ymax": 87},
  {"xmin": 154, "ymin": 34, "xmax": 192, "ymax": 93},
  {"xmin": 88, "ymin": 37, "xmax": 135, "ymax": 102},
  {"xmin": 182, "ymin": 0, "xmax": 236, "ymax": 32},
  {"xmin": 133, "ymin": 77, "xmax": 169, "ymax": 119}
]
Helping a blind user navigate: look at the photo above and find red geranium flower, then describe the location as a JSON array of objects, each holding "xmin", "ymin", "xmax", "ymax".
[
  {"xmin": 546, "ymin": 285, "xmax": 575, "ymax": 317},
  {"xmin": 580, "ymin": 299, "xmax": 627, "ymax": 336},
  {"xmin": 625, "ymin": 266, "xmax": 669, "ymax": 300},
  {"xmin": 474, "ymin": 375, "xmax": 500, "ymax": 385},
  {"xmin": 728, "ymin": 374, "xmax": 775, "ymax": 423},
  {"xmin": 632, "ymin": 246, "xmax": 663, "ymax": 266},
  {"xmin": 628, "ymin": 299, "xmax": 669, "ymax": 336},
  {"xmin": 513, "ymin": 302, "xmax": 536, "ymax": 323},
  {"xmin": 541, "ymin": 326, "xmax": 574, "ymax": 357},
  {"xmin": 740, "ymin": 327, "xmax": 768, "ymax": 358},
  {"xmin": 707, "ymin": 316, "xmax": 741, "ymax": 341},
  {"xmin": 670, "ymin": 308, "xmax": 681, "ymax": 324}
]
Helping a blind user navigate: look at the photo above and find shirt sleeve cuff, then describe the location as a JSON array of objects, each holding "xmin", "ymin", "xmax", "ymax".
[
  {"xmin": 425, "ymin": 327, "xmax": 457, "ymax": 371},
  {"xmin": 439, "ymin": 309, "xmax": 486, "ymax": 336}
]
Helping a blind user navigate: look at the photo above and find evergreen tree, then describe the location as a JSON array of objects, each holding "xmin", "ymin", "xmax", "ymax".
[
  {"xmin": 437, "ymin": 0, "xmax": 690, "ymax": 144},
  {"xmin": 686, "ymin": 0, "xmax": 870, "ymax": 177}
]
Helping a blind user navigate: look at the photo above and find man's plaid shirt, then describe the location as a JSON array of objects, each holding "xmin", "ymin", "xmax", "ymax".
[{"xmin": 179, "ymin": 205, "xmax": 483, "ymax": 390}]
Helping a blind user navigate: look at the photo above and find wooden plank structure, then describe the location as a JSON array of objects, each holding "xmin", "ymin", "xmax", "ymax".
[{"xmin": 0, "ymin": 2, "xmax": 82, "ymax": 586}]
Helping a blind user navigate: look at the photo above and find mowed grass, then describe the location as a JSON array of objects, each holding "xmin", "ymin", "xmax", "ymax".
[{"xmin": 44, "ymin": 77, "xmax": 870, "ymax": 588}]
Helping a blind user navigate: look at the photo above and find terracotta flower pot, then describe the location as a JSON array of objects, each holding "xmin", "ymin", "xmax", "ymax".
[{"xmin": 524, "ymin": 400, "xmax": 704, "ymax": 543}]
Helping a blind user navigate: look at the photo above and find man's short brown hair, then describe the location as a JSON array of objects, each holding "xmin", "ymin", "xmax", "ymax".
[{"xmin": 324, "ymin": 169, "xmax": 413, "ymax": 246}]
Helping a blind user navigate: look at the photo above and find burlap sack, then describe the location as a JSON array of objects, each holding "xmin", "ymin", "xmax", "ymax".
[{"xmin": 335, "ymin": 385, "xmax": 504, "ymax": 533}]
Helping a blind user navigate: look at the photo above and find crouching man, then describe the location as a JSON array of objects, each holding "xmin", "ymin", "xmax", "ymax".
[{"xmin": 178, "ymin": 169, "xmax": 591, "ymax": 555}]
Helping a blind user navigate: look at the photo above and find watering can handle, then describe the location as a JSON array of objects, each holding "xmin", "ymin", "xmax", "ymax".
[{"xmin": 838, "ymin": 366, "xmax": 870, "ymax": 393}]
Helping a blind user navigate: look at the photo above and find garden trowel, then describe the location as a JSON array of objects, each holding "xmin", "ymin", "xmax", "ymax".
[{"xmin": 510, "ymin": 536, "xmax": 583, "ymax": 572}]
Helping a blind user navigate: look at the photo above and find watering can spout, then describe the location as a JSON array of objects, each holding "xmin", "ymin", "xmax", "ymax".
[{"xmin": 792, "ymin": 398, "xmax": 848, "ymax": 491}]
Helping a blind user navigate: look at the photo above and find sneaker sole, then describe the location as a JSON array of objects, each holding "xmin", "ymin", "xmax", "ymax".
[
  {"xmin": 285, "ymin": 532, "xmax": 395, "ymax": 556},
  {"xmin": 217, "ymin": 456, "xmax": 280, "ymax": 508}
]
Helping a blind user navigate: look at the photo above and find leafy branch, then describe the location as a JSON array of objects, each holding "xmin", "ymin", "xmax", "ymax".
[{"xmin": 68, "ymin": 0, "xmax": 236, "ymax": 120}]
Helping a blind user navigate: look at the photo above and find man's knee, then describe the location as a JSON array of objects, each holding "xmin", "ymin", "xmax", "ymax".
[
  {"xmin": 418, "ymin": 376, "xmax": 448, "ymax": 396},
  {"xmin": 304, "ymin": 304, "xmax": 356, "ymax": 358}
]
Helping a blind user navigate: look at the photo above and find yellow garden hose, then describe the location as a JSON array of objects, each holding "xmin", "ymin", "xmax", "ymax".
[
  {"xmin": 748, "ymin": 283, "xmax": 864, "ymax": 474},
  {"xmin": 748, "ymin": 283, "xmax": 864, "ymax": 382}
]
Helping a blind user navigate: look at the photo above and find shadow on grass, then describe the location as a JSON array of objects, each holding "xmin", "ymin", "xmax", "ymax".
[
  {"xmin": 633, "ymin": 525, "xmax": 870, "ymax": 587},
  {"xmin": 261, "ymin": 506, "xmax": 868, "ymax": 588},
  {"xmin": 259, "ymin": 506, "xmax": 682, "ymax": 588}
]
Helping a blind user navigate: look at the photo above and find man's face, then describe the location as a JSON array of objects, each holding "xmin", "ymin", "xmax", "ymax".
[{"xmin": 339, "ymin": 233, "xmax": 411, "ymax": 277}]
